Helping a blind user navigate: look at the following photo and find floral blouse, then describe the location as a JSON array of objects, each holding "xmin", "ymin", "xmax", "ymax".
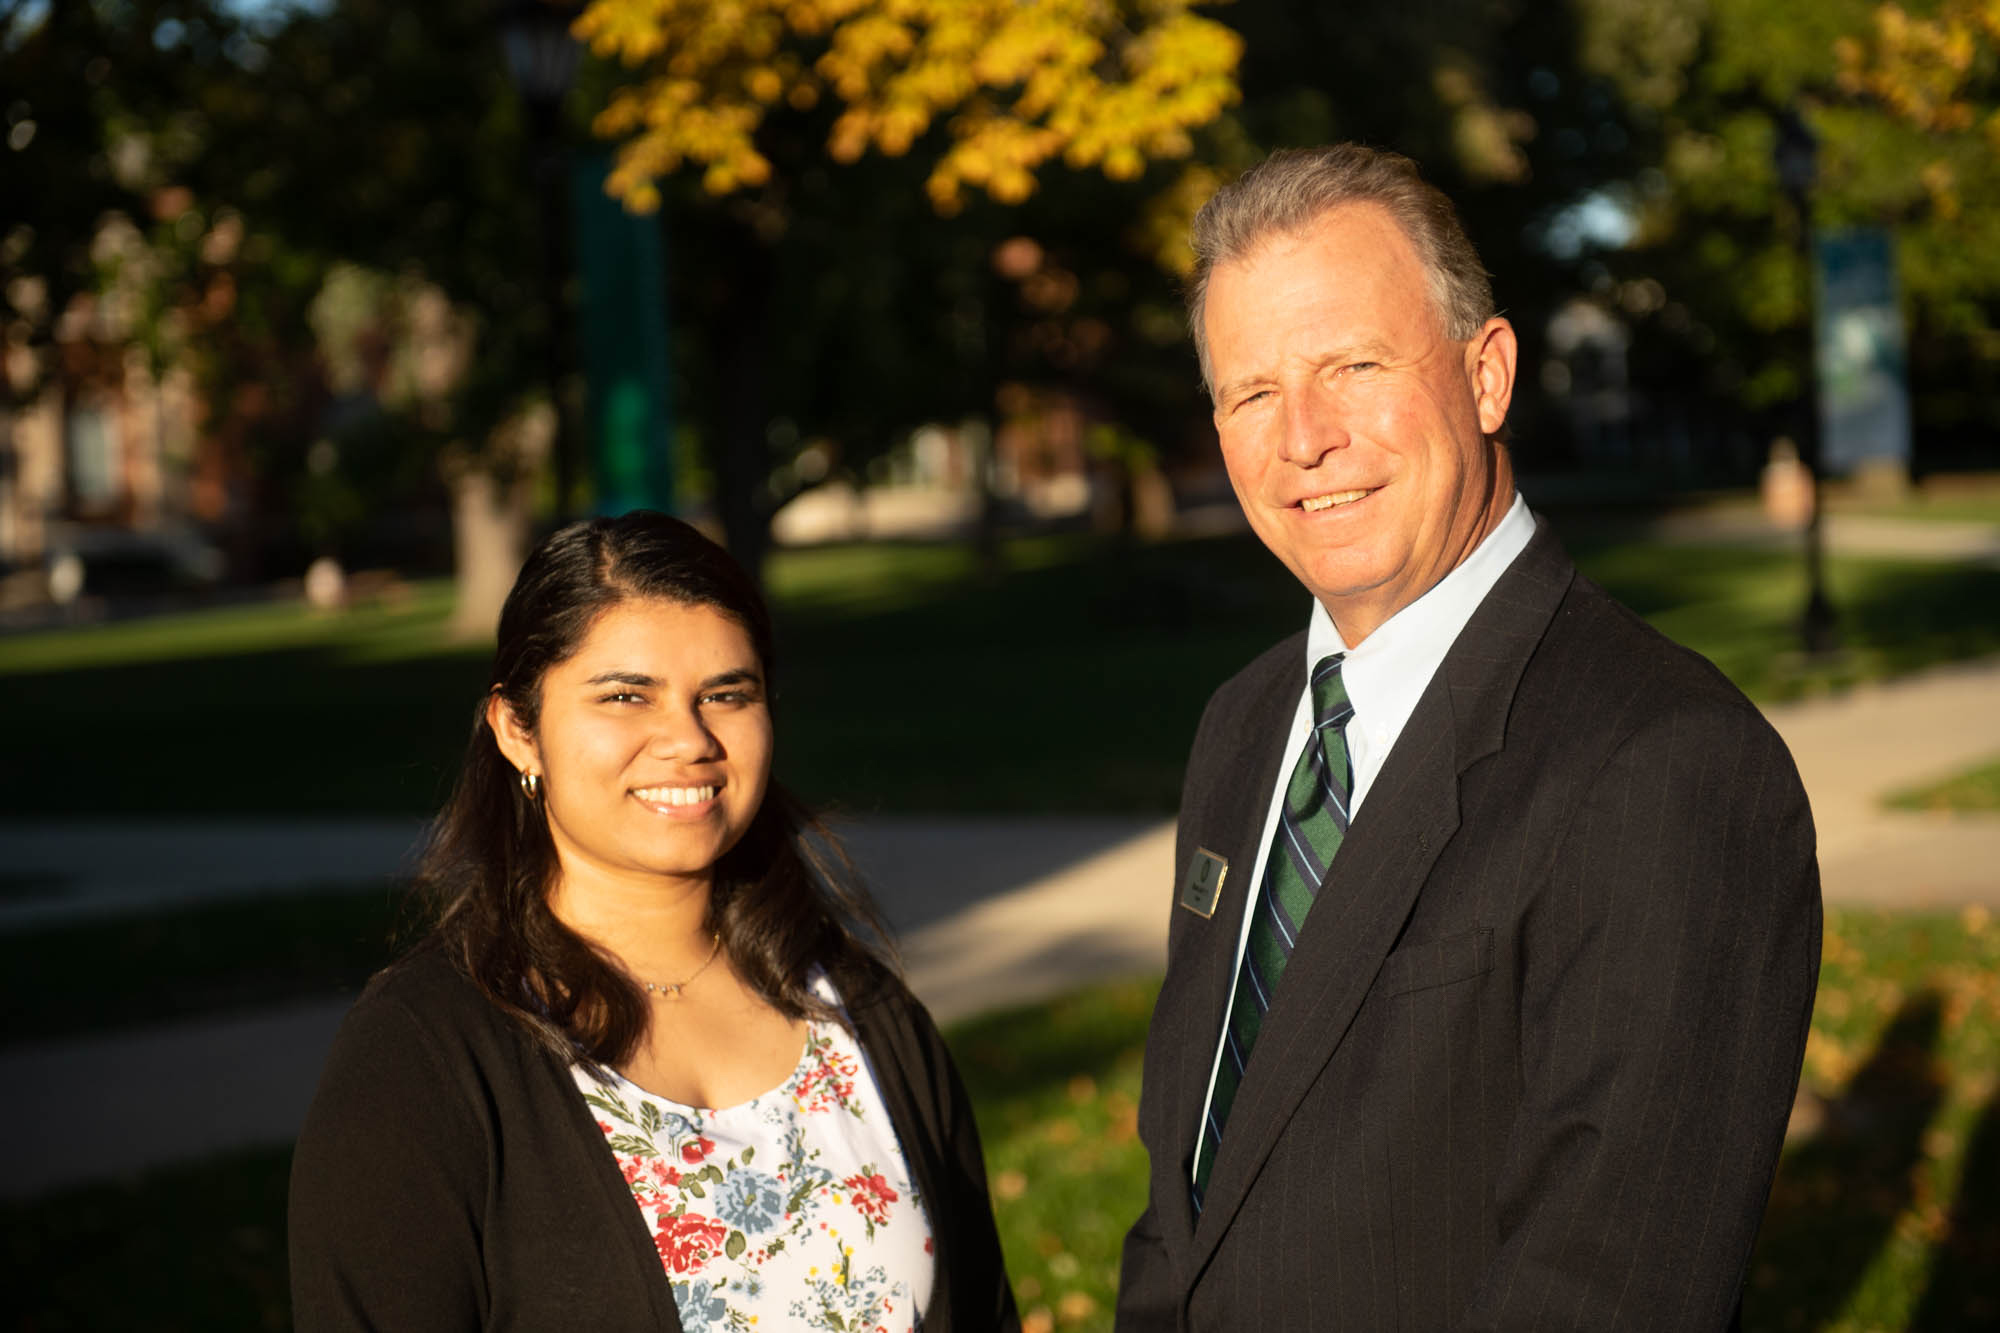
[{"xmin": 573, "ymin": 977, "xmax": 935, "ymax": 1332}]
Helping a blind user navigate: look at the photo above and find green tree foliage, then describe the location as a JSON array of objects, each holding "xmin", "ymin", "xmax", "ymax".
[
  {"xmin": 1576, "ymin": 0, "xmax": 2000, "ymax": 449},
  {"xmin": 1, "ymin": 1, "xmax": 249, "ymax": 411},
  {"xmin": 4, "ymin": 0, "xmax": 582, "ymax": 617},
  {"xmin": 1146, "ymin": 0, "xmax": 1660, "ymax": 464}
]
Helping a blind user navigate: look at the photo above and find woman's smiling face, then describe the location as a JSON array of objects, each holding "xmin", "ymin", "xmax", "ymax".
[{"xmin": 492, "ymin": 597, "xmax": 774, "ymax": 896}]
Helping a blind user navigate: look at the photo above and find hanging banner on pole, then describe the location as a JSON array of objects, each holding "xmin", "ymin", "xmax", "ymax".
[{"xmin": 1814, "ymin": 227, "xmax": 1910, "ymax": 478}]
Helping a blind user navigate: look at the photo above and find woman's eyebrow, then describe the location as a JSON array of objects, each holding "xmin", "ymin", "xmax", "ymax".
[
  {"xmin": 584, "ymin": 670, "xmax": 658, "ymax": 687},
  {"xmin": 581, "ymin": 668, "xmax": 764, "ymax": 689}
]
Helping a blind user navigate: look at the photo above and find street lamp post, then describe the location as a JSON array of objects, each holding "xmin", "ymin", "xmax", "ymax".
[
  {"xmin": 1774, "ymin": 108, "xmax": 1839, "ymax": 657},
  {"xmin": 500, "ymin": 0, "xmax": 581, "ymax": 519}
]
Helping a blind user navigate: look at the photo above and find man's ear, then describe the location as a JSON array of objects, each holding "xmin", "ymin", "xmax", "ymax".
[
  {"xmin": 486, "ymin": 690, "xmax": 538, "ymax": 777},
  {"xmin": 1466, "ymin": 316, "xmax": 1518, "ymax": 436}
]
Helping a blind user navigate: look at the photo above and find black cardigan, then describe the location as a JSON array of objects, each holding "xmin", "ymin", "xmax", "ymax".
[{"xmin": 289, "ymin": 948, "xmax": 1019, "ymax": 1332}]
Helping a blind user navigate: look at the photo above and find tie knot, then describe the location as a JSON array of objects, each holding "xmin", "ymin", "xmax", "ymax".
[{"xmin": 1310, "ymin": 653, "xmax": 1353, "ymax": 732}]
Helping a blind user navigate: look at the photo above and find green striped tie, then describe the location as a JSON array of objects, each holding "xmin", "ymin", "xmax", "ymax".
[{"xmin": 1192, "ymin": 653, "xmax": 1354, "ymax": 1212}]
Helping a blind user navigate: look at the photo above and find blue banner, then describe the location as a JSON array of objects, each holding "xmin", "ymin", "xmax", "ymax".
[{"xmin": 1814, "ymin": 227, "xmax": 1910, "ymax": 476}]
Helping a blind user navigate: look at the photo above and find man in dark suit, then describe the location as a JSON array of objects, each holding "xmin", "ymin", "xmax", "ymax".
[{"xmin": 1116, "ymin": 144, "xmax": 1821, "ymax": 1331}]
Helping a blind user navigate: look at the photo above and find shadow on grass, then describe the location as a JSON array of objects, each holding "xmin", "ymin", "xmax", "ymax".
[
  {"xmin": 1748, "ymin": 991, "xmax": 1947, "ymax": 1332},
  {"xmin": 1573, "ymin": 542, "xmax": 2000, "ymax": 701},
  {"xmin": 8, "ymin": 529, "xmax": 2000, "ymax": 819},
  {"xmin": 0, "ymin": 642, "xmax": 489, "ymax": 816},
  {"xmin": 1910, "ymin": 1085, "xmax": 2000, "ymax": 1330},
  {"xmin": 3, "ymin": 1146, "xmax": 294, "ymax": 1332},
  {"xmin": 0, "ymin": 533, "xmax": 1303, "ymax": 820},
  {"xmin": 0, "ymin": 887, "xmax": 423, "ymax": 1047},
  {"xmin": 1838, "ymin": 561, "xmax": 2000, "ymax": 678},
  {"xmin": 774, "ymin": 533, "xmax": 1301, "ymax": 815}
]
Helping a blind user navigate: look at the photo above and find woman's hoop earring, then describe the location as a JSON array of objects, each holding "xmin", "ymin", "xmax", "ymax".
[{"xmin": 519, "ymin": 770, "xmax": 541, "ymax": 800}]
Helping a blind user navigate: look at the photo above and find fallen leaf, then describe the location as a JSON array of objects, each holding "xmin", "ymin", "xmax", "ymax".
[{"xmin": 1058, "ymin": 1290, "xmax": 1099, "ymax": 1322}]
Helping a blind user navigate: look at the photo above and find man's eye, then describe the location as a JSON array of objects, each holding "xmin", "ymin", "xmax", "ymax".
[
  {"xmin": 599, "ymin": 691, "xmax": 645, "ymax": 704},
  {"xmin": 701, "ymin": 690, "xmax": 758, "ymax": 707}
]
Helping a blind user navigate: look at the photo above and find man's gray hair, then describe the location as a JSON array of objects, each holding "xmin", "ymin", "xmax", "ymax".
[{"xmin": 1187, "ymin": 144, "xmax": 1496, "ymax": 398}]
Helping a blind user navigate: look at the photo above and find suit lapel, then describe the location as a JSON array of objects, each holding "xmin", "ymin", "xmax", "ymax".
[{"xmin": 1187, "ymin": 522, "xmax": 1576, "ymax": 1268}]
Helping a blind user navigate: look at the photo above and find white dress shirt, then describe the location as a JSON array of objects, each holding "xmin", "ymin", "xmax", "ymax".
[{"xmin": 1191, "ymin": 494, "xmax": 1536, "ymax": 1181}]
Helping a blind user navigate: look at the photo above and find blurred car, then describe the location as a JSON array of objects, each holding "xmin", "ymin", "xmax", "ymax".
[{"xmin": 42, "ymin": 522, "xmax": 226, "ymax": 603}]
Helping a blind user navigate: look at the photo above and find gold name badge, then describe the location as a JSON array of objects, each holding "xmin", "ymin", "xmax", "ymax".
[{"xmin": 1177, "ymin": 847, "xmax": 1229, "ymax": 918}]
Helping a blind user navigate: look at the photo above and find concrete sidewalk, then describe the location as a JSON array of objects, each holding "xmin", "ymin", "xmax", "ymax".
[
  {"xmin": 1645, "ymin": 509, "xmax": 2000, "ymax": 567},
  {"xmin": 1765, "ymin": 656, "xmax": 2000, "ymax": 909},
  {"xmin": 3, "ymin": 655, "xmax": 1997, "ymax": 1200}
]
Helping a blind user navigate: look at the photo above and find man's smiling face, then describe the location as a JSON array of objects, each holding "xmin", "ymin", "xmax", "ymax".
[{"xmin": 1203, "ymin": 201, "xmax": 1517, "ymax": 644}]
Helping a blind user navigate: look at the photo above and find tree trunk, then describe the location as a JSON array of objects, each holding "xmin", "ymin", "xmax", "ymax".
[
  {"xmin": 446, "ymin": 403, "xmax": 551, "ymax": 639},
  {"xmin": 448, "ymin": 465, "xmax": 534, "ymax": 639}
]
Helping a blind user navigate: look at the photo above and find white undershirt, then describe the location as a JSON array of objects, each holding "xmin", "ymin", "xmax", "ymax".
[{"xmin": 1191, "ymin": 495, "xmax": 1536, "ymax": 1181}]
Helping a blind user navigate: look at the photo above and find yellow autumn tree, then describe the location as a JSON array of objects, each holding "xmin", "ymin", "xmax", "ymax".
[
  {"xmin": 1838, "ymin": 0, "xmax": 2000, "ymax": 133},
  {"xmin": 574, "ymin": 0, "xmax": 1243, "ymax": 215},
  {"xmin": 1836, "ymin": 0, "xmax": 2000, "ymax": 217},
  {"xmin": 568, "ymin": 0, "xmax": 1242, "ymax": 571}
]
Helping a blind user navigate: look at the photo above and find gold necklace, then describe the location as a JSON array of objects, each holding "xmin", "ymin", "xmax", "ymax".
[{"xmin": 640, "ymin": 932, "xmax": 723, "ymax": 999}]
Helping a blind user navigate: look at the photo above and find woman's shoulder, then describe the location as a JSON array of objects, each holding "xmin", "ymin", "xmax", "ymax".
[
  {"xmin": 329, "ymin": 941, "xmax": 523, "ymax": 1069},
  {"xmin": 827, "ymin": 950, "xmax": 917, "ymax": 1016},
  {"xmin": 833, "ymin": 955, "xmax": 952, "ymax": 1061},
  {"xmin": 352, "ymin": 940, "xmax": 484, "ymax": 1016},
  {"xmin": 302, "ymin": 941, "xmax": 568, "ymax": 1161}
]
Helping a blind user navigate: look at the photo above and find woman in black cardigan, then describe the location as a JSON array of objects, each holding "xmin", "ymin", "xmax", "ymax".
[{"xmin": 290, "ymin": 512, "xmax": 1018, "ymax": 1332}]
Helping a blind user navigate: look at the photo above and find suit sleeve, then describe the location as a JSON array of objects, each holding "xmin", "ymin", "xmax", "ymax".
[
  {"xmin": 1115, "ymin": 1199, "xmax": 1178, "ymax": 1331},
  {"xmin": 288, "ymin": 993, "xmax": 488, "ymax": 1332},
  {"xmin": 1459, "ymin": 701, "xmax": 1821, "ymax": 1331}
]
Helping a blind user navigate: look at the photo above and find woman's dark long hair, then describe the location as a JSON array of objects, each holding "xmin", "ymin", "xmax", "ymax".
[{"xmin": 419, "ymin": 510, "xmax": 894, "ymax": 1065}]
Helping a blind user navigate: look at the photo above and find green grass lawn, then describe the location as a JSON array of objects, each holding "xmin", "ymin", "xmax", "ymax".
[
  {"xmin": 1887, "ymin": 757, "xmax": 2000, "ymax": 813},
  {"xmin": 8, "ymin": 907, "xmax": 1997, "ymax": 1332},
  {"xmin": 1825, "ymin": 473, "xmax": 2000, "ymax": 525},
  {"xmin": 4, "ymin": 524, "xmax": 1999, "ymax": 818}
]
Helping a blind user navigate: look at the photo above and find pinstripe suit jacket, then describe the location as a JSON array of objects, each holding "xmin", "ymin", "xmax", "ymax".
[{"xmin": 1117, "ymin": 523, "xmax": 1821, "ymax": 1332}]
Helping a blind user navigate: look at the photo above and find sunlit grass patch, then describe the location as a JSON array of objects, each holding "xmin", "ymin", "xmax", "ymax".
[
  {"xmin": 952, "ymin": 976, "xmax": 1158, "ymax": 1333},
  {"xmin": 0, "ymin": 579, "xmax": 458, "ymax": 675},
  {"xmin": 1885, "ymin": 757, "xmax": 2000, "ymax": 813},
  {"xmin": 1746, "ymin": 905, "xmax": 2000, "ymax": 1332}
]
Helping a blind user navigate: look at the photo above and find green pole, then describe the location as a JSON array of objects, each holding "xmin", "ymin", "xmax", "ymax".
[{"xmin": 570, "ymin": 150, "xmax": 675, "ymax": 515}]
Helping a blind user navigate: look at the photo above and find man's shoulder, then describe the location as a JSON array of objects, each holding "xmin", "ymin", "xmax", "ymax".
[
  {"xmin": 1532, "ymin": 570, "xmax": 1784, "ymax": 751},
  {"xmin": 1204, "ymin": 628, "xmax": 1308, "ymax": 722},
  {"xmin": 1178, "ymin": 629, "xmax": 1306, "ymax": 796}
]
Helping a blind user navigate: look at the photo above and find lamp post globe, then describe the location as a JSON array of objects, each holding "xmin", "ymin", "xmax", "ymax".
[{"xmin": 500, "ymin": 0, "xmax": 580, "ymax": 109}]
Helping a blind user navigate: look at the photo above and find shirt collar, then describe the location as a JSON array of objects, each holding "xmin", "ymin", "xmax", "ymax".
[{"xmin": 1305, "ymin": 493, "xmax": 1535, "ymax": 738}]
